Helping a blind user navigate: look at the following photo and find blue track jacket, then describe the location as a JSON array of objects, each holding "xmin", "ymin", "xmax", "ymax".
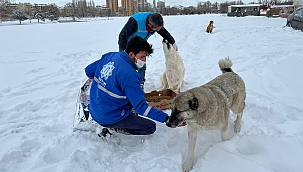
[{"xmin": 85, "ymin": 52, "xmax": 168, "ymax": 125}]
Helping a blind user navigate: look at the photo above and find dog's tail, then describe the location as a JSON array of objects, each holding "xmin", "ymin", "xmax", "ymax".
[{"xmin": 219, "ymin": 57, "xmax": 233, "ymax": 73}]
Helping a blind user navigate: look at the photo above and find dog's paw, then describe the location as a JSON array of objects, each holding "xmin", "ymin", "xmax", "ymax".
[
  {"xmin": 234, "ymin": 123, "xmax": 241, "ymax": 133},
  {"xmin": 182, "ymin": 161, "xmax": 193, "ymax": 172},
  {"xmin": 221, "ymin": 129, "xmax": 230, "ymax": 141}
]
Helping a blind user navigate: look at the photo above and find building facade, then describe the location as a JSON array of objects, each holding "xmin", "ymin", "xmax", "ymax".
[{"xmin": 106, "ymin": 0, "xmax": 118, "ymax": 15}]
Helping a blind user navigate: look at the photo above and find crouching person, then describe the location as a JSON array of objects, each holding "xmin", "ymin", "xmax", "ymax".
[{"xmin": 85, "ymin": 36, "xmax": 169, "ymax": 136}]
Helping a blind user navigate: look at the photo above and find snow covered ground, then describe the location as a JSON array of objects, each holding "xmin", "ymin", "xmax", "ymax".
[{"xmin": 1, "ymin": 14, "xmax": 303, "ymax": 172}]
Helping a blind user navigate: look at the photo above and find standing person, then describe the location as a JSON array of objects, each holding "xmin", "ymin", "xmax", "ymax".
[
  {"xmin": 85, "ymin": 36, "xmax": 169, "ymax": 136},
  {"xmin": 118, "ymin": 12, "xmax": 177, "ymax": 85}
]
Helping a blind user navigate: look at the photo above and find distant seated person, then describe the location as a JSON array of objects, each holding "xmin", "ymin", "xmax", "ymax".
[
  {"xmin": 85, "ymin": 36, "xmax": 169, "ymax": 136},
  {"xmin": 118, "ymin": 12, "xmax": 177, "ymax": 86}
]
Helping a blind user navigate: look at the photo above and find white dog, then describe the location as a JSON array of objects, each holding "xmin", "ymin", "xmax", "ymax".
[{"xmin": 160, "ymin": 40, "xmax": 185, "ymax": 93}]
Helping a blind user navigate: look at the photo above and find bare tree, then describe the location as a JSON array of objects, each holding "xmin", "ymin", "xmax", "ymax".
[
  {"xmin": 72, "ymin": 0, "xmax": 76, "ymax": 21},
  {"xmin": 35, "ymin": 12, "xmax": 45, "ymax": 23},
  {"xmin": 24, "ymin": 4, "xmax": 33, "ymax": 23},
  {"xmin": 46, "ymin": 4, "xmax": 59, "ymax": 21},
  {"xmin": 12, "ymin": 10, "xmax": 28, "ymax": 24},
  {"xmin": 0, "ymin": 0, "xmax": 10, "ymax": 21},
  {"xmin": 219, "ymin": 2, "xmax": 229, "ymax": 13}
]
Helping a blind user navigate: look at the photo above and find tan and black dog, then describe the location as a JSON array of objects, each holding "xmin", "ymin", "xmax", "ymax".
[
  {"xmin": 167, "ymin": 58, "xmax": 246, "ymax": 172},
  {"xmin": 206, "ymin": 20, "xmax": 214, "ymax": 33}
]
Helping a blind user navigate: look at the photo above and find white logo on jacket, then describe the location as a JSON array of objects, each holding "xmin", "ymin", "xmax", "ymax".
[{"xmin": 99, "ymin": 62, "xmax": 115, "ymax": 86}]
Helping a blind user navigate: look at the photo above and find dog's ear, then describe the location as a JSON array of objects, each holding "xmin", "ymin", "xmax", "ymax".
[
  {"xmin": 167, "ymin": 42, "xmax": 171, "ymax": 49},
  {"xmin": 188, "ymin": 97, "xmax": 199, "ymax": 110}
]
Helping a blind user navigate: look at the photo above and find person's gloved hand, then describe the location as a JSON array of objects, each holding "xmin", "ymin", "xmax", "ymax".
[{"xmin": 172, "ymin": 43, "xmax": 178, "ymax": 51}]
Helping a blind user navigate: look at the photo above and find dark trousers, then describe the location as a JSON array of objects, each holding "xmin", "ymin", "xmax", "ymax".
[{"xmin": 104, "ymin": 113, "xmax": 156, "ymax": 135}]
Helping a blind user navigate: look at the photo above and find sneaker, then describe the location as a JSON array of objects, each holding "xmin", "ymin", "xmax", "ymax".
[
  {"xmin": 97, "ymin": 128, "xmax": 113, "ymax": 137},
  {"xmin": 111, "ymin": 128, "xmax": 131, "ymax": 135},
  {"xmin": 96, "ymin": 127, "xmax": 121, "ymax": 144},
  {"xmin": 96, "ymin": 127, "xmax": 131, "ymax": 137}
]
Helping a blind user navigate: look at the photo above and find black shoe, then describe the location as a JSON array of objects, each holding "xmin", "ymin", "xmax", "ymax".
[
  {"xmin": 82, "ymin": 106, "xmax": 90, "ymax": 121},
  {"xmin": 97, "ymin": 128, "xmax": 113, "ymax": 137},
  {"xmin": 111, "ymin": 128, "xmax": 131, "ymax": 135}
]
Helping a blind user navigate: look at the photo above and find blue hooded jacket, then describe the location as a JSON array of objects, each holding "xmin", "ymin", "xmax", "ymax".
[
  {"xmin": 118, "ymin": 12, "xmax": 175, "ymax": 51},
  {"xmin": 85, "ymin": 51, "xmax": 168, "ymax": 125},
  {"xmin": 129, "ymin": 12, "xmax": 153, "ymax": 40}
]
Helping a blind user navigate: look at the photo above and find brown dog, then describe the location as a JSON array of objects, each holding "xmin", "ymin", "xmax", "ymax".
[{"xmin": 206, "ymin": 21, "xmax": 214, "ymax": 33}]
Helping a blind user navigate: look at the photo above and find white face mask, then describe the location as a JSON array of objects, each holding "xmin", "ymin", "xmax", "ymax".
[{"xmin": 135, "ymin": 58, "xmax": 146, "ymax": 69}]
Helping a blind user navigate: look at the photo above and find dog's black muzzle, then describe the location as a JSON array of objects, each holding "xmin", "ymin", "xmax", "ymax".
[{"xmin": 166, "ymin": 109, "xmax": 185, "ymax": 128}]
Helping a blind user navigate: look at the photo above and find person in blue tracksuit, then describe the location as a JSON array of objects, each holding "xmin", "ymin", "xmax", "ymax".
[
  {"xmin": 118, "ymin": 12, "xmax": 177, "ymax": 85},
  {"xmin": 85, "ymin": 36, "xmax": 169, "ymax": 135}
]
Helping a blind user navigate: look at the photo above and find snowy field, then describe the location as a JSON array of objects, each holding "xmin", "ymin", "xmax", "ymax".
[{"xmin": 1, "ymin": 14, "xmax": 303, "ymax": 172}]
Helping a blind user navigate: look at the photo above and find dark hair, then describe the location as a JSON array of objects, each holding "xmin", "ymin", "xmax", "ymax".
[
  {"xmin": 150, "ymin": 13, "xmax": 163, "ymax": 27},
  {"xmin": 125, "ymin": 36, "xmax": 153, "ymax": 55}
]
